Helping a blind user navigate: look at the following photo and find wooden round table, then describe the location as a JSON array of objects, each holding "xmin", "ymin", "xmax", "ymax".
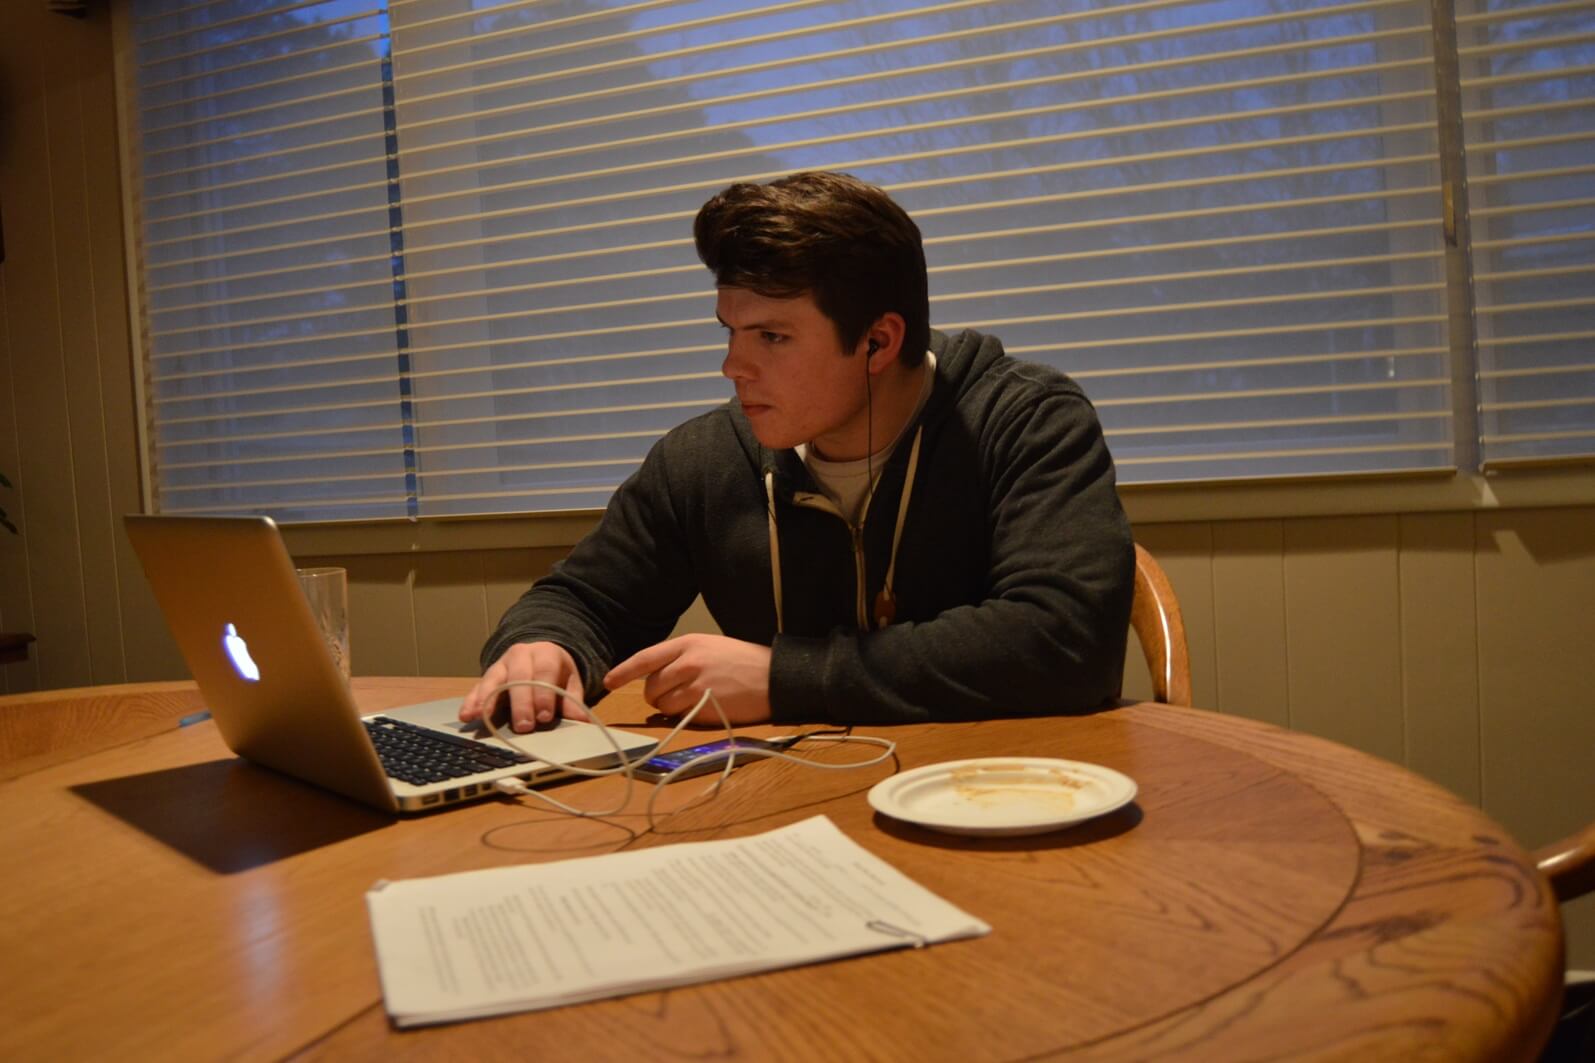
[{"xmin": 0, "ymin": 681, "xmax": 1564, "ymax": 1060}]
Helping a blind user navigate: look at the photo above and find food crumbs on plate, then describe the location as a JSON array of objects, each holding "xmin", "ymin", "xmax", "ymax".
[{"xmin": 948, "ymin": 764, "xmax": 1086, "ymax": 811}]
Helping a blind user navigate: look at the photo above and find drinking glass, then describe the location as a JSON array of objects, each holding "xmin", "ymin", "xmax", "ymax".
[{"xmin": 296, "ymin": 566, "xmax": 351, "ymax": 680}]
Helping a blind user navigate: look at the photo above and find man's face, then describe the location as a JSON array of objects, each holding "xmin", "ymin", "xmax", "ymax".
[{"xmin": 717, "ymin": 287, "xmax": 871, "ymax": 459}]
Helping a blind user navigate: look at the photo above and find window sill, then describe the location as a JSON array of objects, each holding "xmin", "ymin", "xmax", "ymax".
[
  {"xmin": 277, "ymin": 466, "xmax": 1595, "ymax": 557},
  {"xmin": 1119, "ymin": 465, "xmax": 1595, "ymax": 525}
]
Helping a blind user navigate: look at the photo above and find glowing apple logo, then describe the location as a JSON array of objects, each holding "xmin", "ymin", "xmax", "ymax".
[{"xmin": 222, "ymin": 623, "xmax": 261, "ymax": 682}]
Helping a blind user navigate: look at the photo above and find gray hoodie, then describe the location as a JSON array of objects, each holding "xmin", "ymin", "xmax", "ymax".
[{"xmin": 482, "ymin": 328, "xmax": 1135, "ymax": 725}]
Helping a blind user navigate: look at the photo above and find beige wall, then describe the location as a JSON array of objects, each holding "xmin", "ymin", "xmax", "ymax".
[
  {"xmin": 0, "ymin": 1, "xmax": 186, "ymax": 693},
  {"xmin": 0, "ymin": 1, "xmax": 1588, "ymax": 967}
]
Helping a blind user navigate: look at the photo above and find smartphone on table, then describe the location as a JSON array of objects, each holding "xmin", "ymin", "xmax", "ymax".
[{"xmin": 629, "ymin": 737, "xmax": 783, "ymax": 781}]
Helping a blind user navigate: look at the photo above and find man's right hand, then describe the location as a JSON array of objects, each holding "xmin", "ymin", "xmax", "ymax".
[{"xmin": 459, "ymin": 641, "xmax": 589, "ymax": 733}]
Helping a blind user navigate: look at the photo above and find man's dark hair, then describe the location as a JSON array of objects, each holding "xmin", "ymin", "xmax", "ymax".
[{"xmin": 693, "ymin": 171, "xmax": 930, "ymax": 368}]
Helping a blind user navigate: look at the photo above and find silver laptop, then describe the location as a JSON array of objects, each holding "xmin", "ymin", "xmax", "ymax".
[{"xmin": 125, "ymin": 514, "xmax": 656, "ymax": 814}]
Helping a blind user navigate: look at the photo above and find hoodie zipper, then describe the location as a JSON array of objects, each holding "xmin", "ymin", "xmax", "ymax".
[{"xmin": 790, "ymin": 490, "xmax": 871, "ymax": 630}]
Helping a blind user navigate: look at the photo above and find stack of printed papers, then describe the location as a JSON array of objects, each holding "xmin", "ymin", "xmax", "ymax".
[{"xmin": 366, "ymin": 815, "xmax": 990, "ymax": 1026}]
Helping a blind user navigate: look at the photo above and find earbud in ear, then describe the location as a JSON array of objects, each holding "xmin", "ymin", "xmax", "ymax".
[{"xmin": 866, "ymin": 338, "xmax": 880, "ymax": 358}]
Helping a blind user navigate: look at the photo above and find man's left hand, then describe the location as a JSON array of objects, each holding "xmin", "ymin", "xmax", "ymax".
[{"xmin": 603, "ymin": 634, "xmax": 773, "ymax": 724}]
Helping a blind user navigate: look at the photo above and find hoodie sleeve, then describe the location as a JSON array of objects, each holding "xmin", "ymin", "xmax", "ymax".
[
  {"xmin": 479, "ymin": 436, "xmax": 701, "ymax": 707},
  {"xmin": 767, "ymin": 388, "xmax": 1135, "ymax": 724}
]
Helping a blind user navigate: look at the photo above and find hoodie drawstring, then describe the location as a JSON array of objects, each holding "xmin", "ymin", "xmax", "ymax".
[
  {"xmin": 872, "ymin": 425, "xmax": 922, "ymax": 629},
  {"xmin": 765, "ymin": 468, "xmax": 785, "ymax": 635},
  {"xmin": 765, "ymin": 425, "xmax": 923, "ymax": 635}
]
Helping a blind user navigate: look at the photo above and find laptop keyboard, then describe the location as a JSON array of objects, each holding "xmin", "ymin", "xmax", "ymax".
[{"xmin": 364, "ymin": 716, "xmax": 534, "ymax": 787}]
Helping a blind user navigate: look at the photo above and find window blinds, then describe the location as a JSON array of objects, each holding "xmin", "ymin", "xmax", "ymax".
[
  {"xmin": 1460, "ymin": 0, "xmax": 1595, "ymax": 465},
  {"xmin": 131, "ymin": 0, "xmax": 1458, "ymax": 522},
  {"xmin": 133, "ymin": 0, "xmax": 414, "ymax": 520},
  {"xmin": 391, "ymin": 0, "xmax": 1452, "ymax": 513}
]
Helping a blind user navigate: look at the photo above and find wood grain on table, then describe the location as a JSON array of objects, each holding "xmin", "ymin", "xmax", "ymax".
[{"xmin": 0, "ymin": 681, "xmax": 1562, "ymax": 1062}]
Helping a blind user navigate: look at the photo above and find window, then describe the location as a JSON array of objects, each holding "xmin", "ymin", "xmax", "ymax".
[
  {"xmin": 132, "ymin": 0, "xmax": 409, "ymax": 520},
  {"xmin": 123, "ymin": 0, "xmax": 1594, "ymax": 522},
  {"xmin": 1459, "ymin": 0, "xmax": 1595, "ymax": 465}
]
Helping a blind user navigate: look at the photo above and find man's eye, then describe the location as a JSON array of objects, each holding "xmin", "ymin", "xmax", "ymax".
[{"xmin": 762, "ymin": 332, "xmax": 785, "ymax": 344}]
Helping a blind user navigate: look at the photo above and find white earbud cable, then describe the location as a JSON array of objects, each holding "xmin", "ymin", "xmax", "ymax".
[{"xmin": 475, "ymin": 680, "xmax": 895, "ymax": 830}]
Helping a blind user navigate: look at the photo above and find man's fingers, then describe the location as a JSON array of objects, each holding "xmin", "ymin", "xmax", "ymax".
[
  {"xmin": 650, "ymin": 682, "xmax": 699, "ymax": 717},
  {"xmin": 466, "ymin": 643, "xmax": 588, "ymax": 732},
  {"xmin": 604, "ymin": 638, "xmax": 680, "ymax": 690},
  {"xmin": 533, "ymin": 678, "xmax": 567, "ymax": 725},
  {"xmin": 603, "ymin": 649, "xmax": 655, "ymax": 690},
  {"xmin": 507, "ymin": 681, "xmax": 538, "ymax": 732},
  {"xmin": 642, "ymin": 660, "xmax": 696, "ymax": 707},
  {"xmin": 560, "ymin": 673, "xmax": 591, "ymax": 722},
  {"xmin": 460, "ymin": 660, "xmax": 507, "ymax": 721},
  {"xmin": 514, "ymin": 673, "xmax": 563, "ymax": 730}
]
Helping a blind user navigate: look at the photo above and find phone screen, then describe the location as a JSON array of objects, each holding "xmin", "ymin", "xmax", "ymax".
[{"xmin": 635, "ymin": 738, "xmax": 776, "ymax": 780}]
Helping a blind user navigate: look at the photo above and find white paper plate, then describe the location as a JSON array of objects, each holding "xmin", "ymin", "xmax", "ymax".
[{"xmin": 867, "ymin": 757, "xmax": 1138, "ymax": 837}]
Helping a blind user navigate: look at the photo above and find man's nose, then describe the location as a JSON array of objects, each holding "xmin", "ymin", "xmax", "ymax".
[{"xmin": 721, "ymin": 336, "xmax": 752, "ymax": 381}]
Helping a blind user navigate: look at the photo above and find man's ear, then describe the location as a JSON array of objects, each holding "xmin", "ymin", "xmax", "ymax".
[{"xmin": 862, "ymin": 312, "xmax": 907, "ymax": 373}]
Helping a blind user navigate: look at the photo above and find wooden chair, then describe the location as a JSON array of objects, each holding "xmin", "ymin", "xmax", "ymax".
[
  {"xmin": 1537, "ymin": 821, "xmax": 1595, "ymax": 903},
  {"xmin": 1129, "ymin": 544, "xmax": 1192, "ymax": 707},
  {"xmin": 1538, "ymin": 822, "xmax": 1595, "ymax": 1059}
]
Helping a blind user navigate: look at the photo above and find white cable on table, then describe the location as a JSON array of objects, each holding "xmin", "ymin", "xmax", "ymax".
[{"xmin": 476, "ymin": 679, "xmax": 895, "ymax": 830}]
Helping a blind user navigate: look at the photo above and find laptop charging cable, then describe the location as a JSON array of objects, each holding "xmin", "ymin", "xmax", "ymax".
[{"xmin": 477, "ymin": 679, "xmax": 895, "ymax": 830}]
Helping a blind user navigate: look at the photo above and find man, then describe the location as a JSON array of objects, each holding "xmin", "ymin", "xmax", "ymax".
[{"xmin": 460, "ymin": 171, "xmax": 1134, "ymax": 732}]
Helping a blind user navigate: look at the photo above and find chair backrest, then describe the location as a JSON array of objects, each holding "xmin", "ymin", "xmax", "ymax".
[
  {"xmin": 1130, "ymin": 544, "xmax": 1193, "ymax": 707},
  {"xmin": 1536, "ymin": 821, "xmax": 1595, "ymax": 902}
]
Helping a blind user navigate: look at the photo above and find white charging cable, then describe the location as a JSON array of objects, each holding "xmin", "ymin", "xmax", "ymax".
[{"xmin": 476, "ymin": 679, "xmax": 895, "ymax": 829}]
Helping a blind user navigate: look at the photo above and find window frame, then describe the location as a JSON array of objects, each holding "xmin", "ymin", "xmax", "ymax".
[{"xmin": 109, "ymin": 0, "xmax": 1595, "ymax": 552}]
